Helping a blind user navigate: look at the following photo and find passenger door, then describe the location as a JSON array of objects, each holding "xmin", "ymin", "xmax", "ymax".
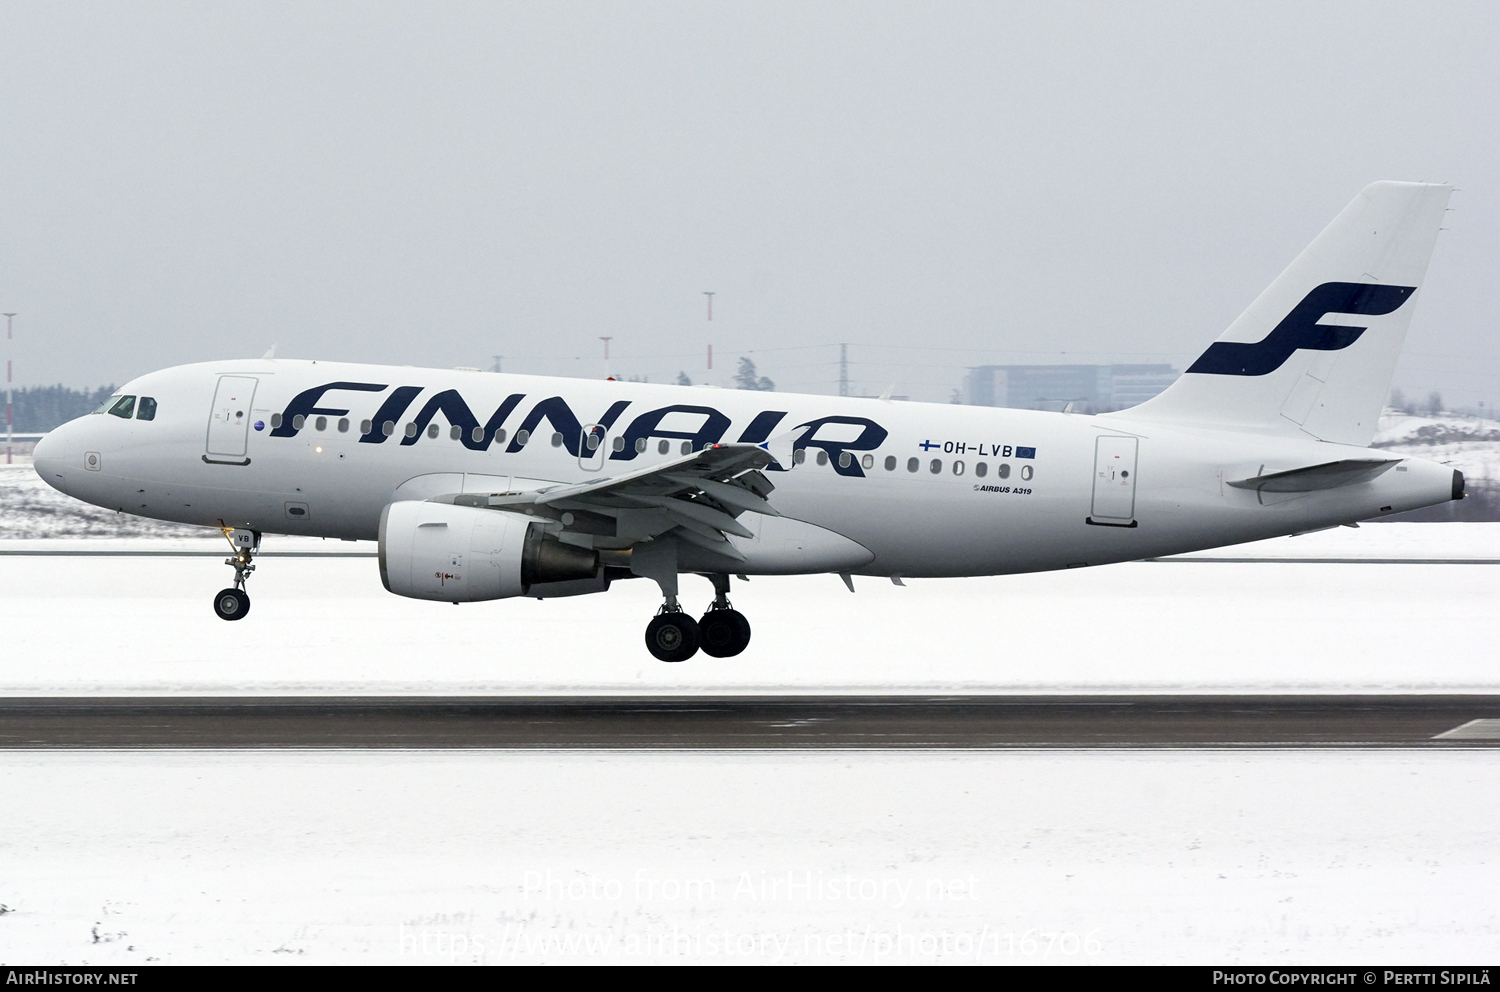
[
  {"xmin": 1089, "ymin": 435, "xmax": 1138, "ymax": 526},
  {"xmin": 206, "ymin": 375, "xmax": 258, "ymax": 462}
]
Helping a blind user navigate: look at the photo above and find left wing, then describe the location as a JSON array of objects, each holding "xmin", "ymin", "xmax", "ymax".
[{"xmin": 435, "ymin": 443, "xmax": 779, "ymax": 560}]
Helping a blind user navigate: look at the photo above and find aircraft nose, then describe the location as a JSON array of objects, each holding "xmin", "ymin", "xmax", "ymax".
[{"xmin": 31, "ymin": 430, "xmax": 69, "ymax": 495}]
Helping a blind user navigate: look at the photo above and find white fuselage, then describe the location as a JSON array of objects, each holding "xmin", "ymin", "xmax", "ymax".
[{"xmin": 35, "ymin": 359, "xmax": 1456, "ymax": 577}]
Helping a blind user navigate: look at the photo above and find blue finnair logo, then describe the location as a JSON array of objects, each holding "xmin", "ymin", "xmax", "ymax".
[{"xmin": 1186, "ymin": 282, "xmax": 1415, "ymax": 377}]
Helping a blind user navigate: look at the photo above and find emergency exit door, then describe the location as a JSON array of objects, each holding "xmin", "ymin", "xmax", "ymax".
[
  {"xmin": 206, "ymin": 375, "xmax": 258, "ymax": 461},
  {"xmin": 578, "ymin": 424, "xmax": 609, "ymax": 471},
  {"xmin": 1089, "ymin": 435, "xmax": 1138, "ymax": 526}
]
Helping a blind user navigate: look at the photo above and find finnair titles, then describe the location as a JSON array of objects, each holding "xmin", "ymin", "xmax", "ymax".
[{"xmin": 36, "ymin": 182, "xmax": 1464, "ymax": 661}]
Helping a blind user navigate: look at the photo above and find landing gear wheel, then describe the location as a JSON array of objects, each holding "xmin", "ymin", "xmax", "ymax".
[
  {"xmin": 214, "ymin": 587, "xmax": 250, "ymax": 621},
  {"xmin": 645, "ymin": 612, "xmax": 700, "ymax": 662},
  {"xmin": 698, "ymin": 608, "xmax": 751, "ymax": 658}
]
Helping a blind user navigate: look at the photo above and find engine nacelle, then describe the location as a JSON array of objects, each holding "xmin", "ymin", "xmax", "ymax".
[{"xmin": 379, "ymin": 500, "xmax": 602, "ymax": 602}]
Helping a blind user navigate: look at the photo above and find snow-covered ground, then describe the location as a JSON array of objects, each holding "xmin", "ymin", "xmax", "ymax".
[
  {"xmin": 4, "ymin": 456, "xmax": 1499, "ymax": 966},
  {"xmin": 2, "ymin": 750, "xmax": 1496, "ymax": 964},
  {"xmin": 0, "ymin": 465, "xmax": 214, "ymax": 540},
  {"xmin": 1, "ymin": 528, "xmax": 1499, "ymax": 694}
]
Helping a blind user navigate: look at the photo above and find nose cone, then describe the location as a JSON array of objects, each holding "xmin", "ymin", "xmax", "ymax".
[{"xmin": 31, "ymin": 430, "xmax": 68, "ymax": 495}]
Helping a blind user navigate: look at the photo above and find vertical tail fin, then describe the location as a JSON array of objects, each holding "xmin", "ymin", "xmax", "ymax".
[{"xmin": 1118, "ymin": 181, "xmax": 1451, "ymax": 445}]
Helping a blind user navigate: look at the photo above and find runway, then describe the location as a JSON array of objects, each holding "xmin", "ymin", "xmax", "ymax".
[{"xmin": 1, "ymin": 695, "xmax": 1498, "ymax": 749}]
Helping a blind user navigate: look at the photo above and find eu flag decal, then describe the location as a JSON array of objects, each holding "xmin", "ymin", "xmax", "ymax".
[{"xmin": 1016, "ymin": 446, "xmax": 1036, "ymax": 459}]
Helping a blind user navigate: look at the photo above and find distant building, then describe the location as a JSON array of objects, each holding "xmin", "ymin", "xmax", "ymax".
[{"xmin": 963, "ymin": 364, "xmax": 1178, "ymax": 412}]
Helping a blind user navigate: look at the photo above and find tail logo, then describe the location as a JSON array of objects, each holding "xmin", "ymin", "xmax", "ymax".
[{"xmin": 1186, "ymin": 282, "xmax": 1414, "ymax": 377}]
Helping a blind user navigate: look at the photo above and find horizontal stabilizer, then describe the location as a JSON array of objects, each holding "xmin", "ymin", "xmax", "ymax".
[{"xmin": 1226, "ymin": 458, "xmax": 1400, "ymax": 493}]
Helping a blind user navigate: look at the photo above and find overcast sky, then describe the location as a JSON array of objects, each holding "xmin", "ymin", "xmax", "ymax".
[{"xmin": 2, "ymin": 1, "xmax": 1498, "ymax": 404}]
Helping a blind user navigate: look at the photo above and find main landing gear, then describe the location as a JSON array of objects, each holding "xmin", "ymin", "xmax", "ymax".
[
  {"xmin": 214, "ymin": 527, "xmax": 258, "ymax": 622},
  {"xmin": 643, "ymin": 573, "xmax": 752, "ymax": 663}
]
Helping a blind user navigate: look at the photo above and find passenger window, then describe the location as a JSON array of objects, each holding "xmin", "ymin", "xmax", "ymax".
[
  {"xmin": 794, "ymin": 449, "xmax": 806, "ymax": 464},
  {"xmin": 551, "ymin": 432, "xmax": 564, "ymax": 447},
  {"xmin": 272, "ymin": 413, "xmax": 284, "ymax": 429},
  {"xmin": 404, "ymin": 422, "xmax": 418, "ymax": 438},
  {"xmin": 338, "ymin": 418, "xmax": 350, "ymax": 433},
  {"xmin": 636, "ymin": 438, "xmax": 648, "ymax": 453},
  {"xmin": 293, "ymin": 415, "xmax": 306, "ymax": 430},
  {"xmin": 449, "ymin": 425, "xmax": 461, "ymax": 440},
  {"xmin": 495, "ymin": 429, "xmax": 507, "ymax": 444},
  {"xmin": 315, "ymin": 416, "xmax": 327, "ymax": 431},
  {"xmin": 360, "ymin": 419, "xmax": 371, "ymax": 434},
  {"xmin": 1021, "ymin": 465, "xmax": 1034, "ymax": 481},
  {"xmin": 975, "ymin": 462, "xmax": 988, "ymax": 478},
  {"xmin": 838, "ymin": 451, "xmax": 851, "ymax": 468},
  {"xmin": 471, "ymin": 426, "xmax": 484, "ymax": 443},
  {"xmin": 680, "ymin": 441, "xmax": 691, "ymax": 455},
  {"xmin": 816, "ymin": 450, "xmax": 829, "ymax": 466},
  {"xmin": 427, "ymin": 423, "xmax": 439, "ymax": 439},
  {"xmin": 884, "ymin": 455, "xmax": 896, "ymax": 471},
  {"xmin": 657, "ymin": 439, "xmax": 669, "ymax": 454},
  {"xmin": 613, "ymin": 436, "xmax": 625, "ymax": 452},
  {"xmin": 906, "ymin": 457, "xmax": 918, "ymax": 472},
  {"xmin": 107, "ymin": 395, "xmax": 136, "ymax": 419},
  {"xmin": 929, "ymin": 459, "xmax": 942, "ymax": 474},
  {"xmin": 136, "ymin": 397, "xmax": 157, "ymax": 421},
  {"xmin": 861, "ymin": 454, "xmax": 874, "ymax": 470},
  {"xmin": 953, "ymin": 460, "xmax": 965, "ymax": 476},
  {"xmin": 382, "ymin": 421, "xmax": 395, "ymax": 436},
  {"xmin": 998, "ymin": 463, "xmax": 1010, "ymax": 479},
  {"xmin": 516, "ymin": 429, "xmax": 530, "ymax": 445}
]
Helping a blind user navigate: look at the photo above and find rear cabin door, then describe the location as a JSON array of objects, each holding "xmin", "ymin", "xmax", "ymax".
[
  {"xmin": 1089, "ymin": 435, "xmax": 1139, "ymax": 525},
  {"xmin": 206, "ymin": 375, "xmax": 258, "ymax": 459}
]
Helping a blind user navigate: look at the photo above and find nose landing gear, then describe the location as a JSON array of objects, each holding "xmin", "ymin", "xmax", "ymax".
[{"xmin": 214, "ymin": 527, "xmax": 258, "ymax": 622}]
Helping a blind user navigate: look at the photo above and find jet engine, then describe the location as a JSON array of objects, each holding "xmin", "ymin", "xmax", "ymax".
[{"xmin": 379, "ymin": 500, "xmax": 602, "ymax": 602}]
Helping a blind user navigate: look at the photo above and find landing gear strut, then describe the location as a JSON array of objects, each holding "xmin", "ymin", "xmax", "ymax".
[
  {"xmin": 634, "ymin": 541, "xmax": 750, "ymax": 662},
  {"xmin": 214, "ymin": 527, "xmax": 258, "ymax": 622},
  {"xmin": 699, "ymin": 573, "xmax": 751, "ymax": 658}
]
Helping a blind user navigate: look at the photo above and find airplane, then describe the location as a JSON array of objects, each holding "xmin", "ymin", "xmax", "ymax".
[{"xmin": 33, "ymin": 181, "xmax": 1463, "ymax": 662}]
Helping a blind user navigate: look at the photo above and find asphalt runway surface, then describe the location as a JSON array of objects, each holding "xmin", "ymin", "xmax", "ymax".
[{"xmin": 1, "ymin": 696, "xmax": 1498, "ymax": 749}]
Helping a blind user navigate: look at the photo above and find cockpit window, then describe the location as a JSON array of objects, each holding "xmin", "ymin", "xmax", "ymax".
[
  {"xmin": 105, "ymin": 395, "xmax": 136, "ymax": 419},
  {"xmin": 136, "ymin": 396, "xmax": 157, "ymax": 421}
]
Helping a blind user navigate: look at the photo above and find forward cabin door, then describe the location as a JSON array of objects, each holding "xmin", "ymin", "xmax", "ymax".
[
  {"xmin": 1089, "ymin": 435, "xmax": 1138, "ymax": 526},
  {"xmin": 206, "ymin": 375, "xmax": 259, "ymax": 462}
]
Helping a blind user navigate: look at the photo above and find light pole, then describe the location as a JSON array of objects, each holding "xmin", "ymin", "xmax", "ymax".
[
  {"xmin": 703, "ymin": 292, "xmax": 714, "ymax": 373},
  {"xmin": 4, "ymin": 313, "xmax": 14, "ymax": 466}
]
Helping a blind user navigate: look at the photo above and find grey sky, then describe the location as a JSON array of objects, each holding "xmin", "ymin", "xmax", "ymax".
[{"xmin": 2, "ymin": 1, "xmax": 1498, "ymax": 404}]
